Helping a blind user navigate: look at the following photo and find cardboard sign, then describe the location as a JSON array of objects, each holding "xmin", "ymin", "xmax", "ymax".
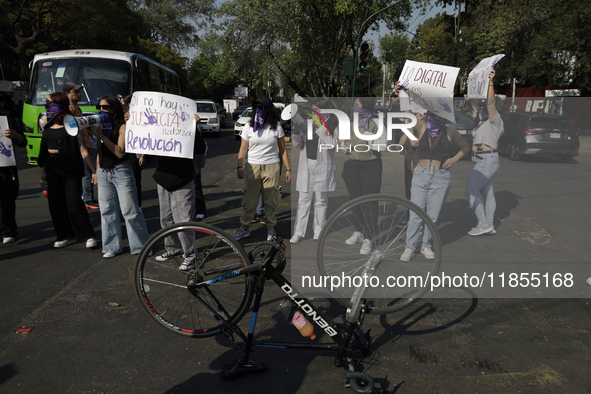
[
  {"xmin": 467, "ymin": 54, "xmax": 505, "ymax": 99},
  {"xmin": 126, "ymin": 92, "xmax": 197, "ymax": 159},
  {"xmin": 397, "ymin": 60, "xmax": 459, "ymax": 123},
  {"xmin": 0, "ymin": 116, "xmax": 16, "ymax": 167}
]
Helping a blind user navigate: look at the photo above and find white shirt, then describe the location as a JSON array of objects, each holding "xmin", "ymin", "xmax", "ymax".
[
  {"xmin": 242, "ymin": 122, "xmax": 284, "ymax": 165},
  {"xmin": 472, "ymin": 113, "xmax": 504, "ymax": 149}
]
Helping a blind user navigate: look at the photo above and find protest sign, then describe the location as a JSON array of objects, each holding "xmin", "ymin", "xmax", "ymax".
[
  {"xmin": 0, "ymin": 116, "xmax": 16, "ymax": 167},
  {"xmin": 467, "ymin": 54, "xmax": 505, "ymax": 99},
  {"xmin": 397, "ymin": 60, "xmax": 459, "ymax": 123},
  {"xmin": 126, "ymin": 92, "xmax": 197, "ymax": 159}
]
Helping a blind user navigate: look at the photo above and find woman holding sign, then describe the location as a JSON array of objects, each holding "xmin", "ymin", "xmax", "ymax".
[
  {"xmin": 89, "ymin": 96, "xmax": 149, "ymax": 259},
  {"xmin": 37, "ymin": 92, "xmax": 97, "ymax": 249},
  {"xmin": 464, "ymin": 69, "xmax": 504, "ymax": 236},
  {"xmin": 233, "ymin": 96, "xmax": 291, "ymax": 241},
  {"xmin": 394, "ymin": 83, "xmax": 470, "ymax": 262}
]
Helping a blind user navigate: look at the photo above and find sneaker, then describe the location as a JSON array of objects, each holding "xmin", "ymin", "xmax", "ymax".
[
  {"xmin": 85, "ymin": 202, "xmax": 99, "ymax": 210},
  {"xmin": 267, "ymin": 229, "xmax": 277, "ymax": 241},
  {"xmin": 195, "ymin": 214, "xmax": 205, "ymax": 220},
  {"xmin": 103, "ymin": 252, "xmax": 117, "ymax": 259},
  {"xmin": 43, "ymin": 190, "xmax": 48, "ymax": 198},
  {"xmin": 86, "ymin": 238, "xmax": 98, "ymax": 248},
  {"xmin": 400, "ymin": 248, "xmax": 414, "ymax": 262},
  {"xmin": 155, "ymin": 250, "xmax": 183, "ymax": 262},
  {"xmin": 179, "ymin": 258, "xmax": 195, "ymax": 271},
  {"xmin": 290, "ymin": 235, "xmax": 303, "ymax": 244},
  {"xmin": 313, "ymin": 234, "xmax": 320, "ymax": 241},
  {"xmin": 251, "ymin": 213, "xmax": 265, "ymax": 224},
  {"xmin": 489, "ymin": 228, "xmax": 496, "ymax": 235},
  {"xmin": 54, "ymin": 239, "xmax": 76, "ymax": 248},
  {"xmin": 421, "ymin": 247, "xmax": 435, "ymax": 259},
  {"xmin": 360, "ymin": 239, "xmax": 373, "ymax": 255},
  {"xmin": 396, "ymin": 220, "xmax": 408, "ymax": 229},
  {"xmin": 3, "ymin": 237, "xmax": 16, "ymax": 244},
  {"xmin": 232, "ymin": 227, "xmax": 251, "ymax": 240},
  {"xmin": 468, "ymin": 222, "xmax": 495, "ymax": 236},
  {"xmin": 345, "ymin": 231, "xmax": 364, "ymax": 245}
]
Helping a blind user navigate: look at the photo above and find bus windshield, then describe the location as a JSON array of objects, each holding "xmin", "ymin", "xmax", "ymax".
[{"xmin": 29, "ymin": 57, "xmax": 132, "ymax": 106}]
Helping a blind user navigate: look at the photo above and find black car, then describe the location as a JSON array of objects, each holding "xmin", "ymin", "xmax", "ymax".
[
  {"xmin": 215, "ymin": 103, "xmax": 226, "ymax": 128},
  {"xmin": 233, "ymin": 105, "xmax": 250, "ymax": 120},
  {"xmin": 499, "ymin": 112, "xmax": 579, "ymax": 162}
]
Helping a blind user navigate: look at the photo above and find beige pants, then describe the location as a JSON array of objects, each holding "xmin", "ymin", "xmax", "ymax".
[{"xmin": 240, "ymin": 162, "xmax": 281, "ymax": 229}]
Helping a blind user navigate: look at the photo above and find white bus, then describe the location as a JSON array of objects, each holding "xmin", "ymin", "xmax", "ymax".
[{"xmin": 23, "ymin": 49, "xmax": 181, "ymax": 164}]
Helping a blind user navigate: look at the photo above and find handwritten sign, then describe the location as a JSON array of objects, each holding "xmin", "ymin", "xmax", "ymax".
[
  {"xmin": 0, "ymin": 116, "xmax": 16, "ymax": 167},
  {"xmin": 126, "ymin": 92, "xmax": 196, "ymax": 159},
  {"xmin": 467, "ymin": 54, "xmax": 505, "ymax": 99},
  {"xmin": 397, "ymin": 60, "xmax": 459, "ymax": 123}
]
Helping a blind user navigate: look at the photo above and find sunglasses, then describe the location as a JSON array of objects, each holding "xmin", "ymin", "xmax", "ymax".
[{"xmin": 96, "ymin": 104, "xmax": 112, "ymax": 110}]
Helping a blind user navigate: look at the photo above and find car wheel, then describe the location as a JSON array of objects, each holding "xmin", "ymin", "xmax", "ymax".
[
  {"xmin": 557, "ymin": 154, "xmax": 573, "ymax": 163},
  {"xmin": 507, "ymin": 141, "xmax": 520, "ymax": 161}
]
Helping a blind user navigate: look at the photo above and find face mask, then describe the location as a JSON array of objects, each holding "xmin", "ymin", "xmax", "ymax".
[
  {"xmin": 44, "ymin": 103, "xmax": 69, "ymax": 126},
  {"xmin": 426, "ymin": 115, "xmax": 442, "ymax": 139},
  {"xmin": 253, "ymin": 107, "xmax": 269, "ymax": 132}
]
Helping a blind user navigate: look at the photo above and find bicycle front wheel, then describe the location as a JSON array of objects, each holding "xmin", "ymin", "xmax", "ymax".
[
  {"xmin": 135, "ymin": 222, "xmax": 254, "ymax": 338},
  {"xmin": 317, "ymin": 194, "xmax": 442, "ymax": 314}
]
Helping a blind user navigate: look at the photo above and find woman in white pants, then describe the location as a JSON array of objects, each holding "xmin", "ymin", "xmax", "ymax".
[{"xmin": 291, "ymin": 99, "xmax": 339, "ymax": 243}]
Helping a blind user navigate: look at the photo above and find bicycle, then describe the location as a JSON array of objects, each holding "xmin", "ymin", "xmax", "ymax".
[{"xmin": 134, "ymin": 194, "xmax": 441, "ymax": 392}]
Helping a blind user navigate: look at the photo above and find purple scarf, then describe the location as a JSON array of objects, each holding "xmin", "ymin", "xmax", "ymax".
[
  {"xmin": 474, "ymin": 107, "xmax": 489, "ymax": 132},
  {"xmin": 44, "ymin": 103, "xmax": 69, "ymax": 127},
  {"xmin": 426, "ymin": 115, "xmax": 442, "ymax": 139},
  {"xmin": 99, "ymin": 110, "xmax": 114, "ymax": 138},
  {"xmin": 253, "ymin": 108, "xmax": 269, "ymax": 133},
  {"xmin": 353, "ymin": 106, "xmax": 375, "ymax": 132}
]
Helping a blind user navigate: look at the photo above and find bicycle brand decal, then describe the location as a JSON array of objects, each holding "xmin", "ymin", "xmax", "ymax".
[{"xmin": 281, "ymin": 284, "xmax": 338, "ymax": 337}]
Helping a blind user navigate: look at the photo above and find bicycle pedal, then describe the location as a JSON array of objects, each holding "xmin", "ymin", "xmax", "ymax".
[{"xmin": 221, "ymin": 359, "xmax": 269, "ymax": 380}]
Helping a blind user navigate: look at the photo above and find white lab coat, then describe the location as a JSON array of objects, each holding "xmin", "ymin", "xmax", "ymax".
[{"xmin": 292, "ymin": 125, "xmax": 339, "ymax": 192}]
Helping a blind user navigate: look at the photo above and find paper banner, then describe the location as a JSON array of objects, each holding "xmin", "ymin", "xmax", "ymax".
[
  {"xmin": 397, "ymin": 60, "xmax": 459, "ymax": 123},
  {"xmin": 467, "ymin": 54, "xmax": 505, "ymax": 99},
  {"xmin": 125, "ymin": 92, "xmax": 197, "ymax": 159},
  {"xmin": 0, "ymin": 116, "xmax": 16, "ymax": 167}
]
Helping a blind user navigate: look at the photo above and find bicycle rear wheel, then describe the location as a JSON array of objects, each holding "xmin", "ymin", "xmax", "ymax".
[
  {"xmin": 316, "ymin": 194, "xmax": 441, "ymax": 314},
  {"xmin": 135, "ymin": 222, "xmax": 254, "ymax": 338}
]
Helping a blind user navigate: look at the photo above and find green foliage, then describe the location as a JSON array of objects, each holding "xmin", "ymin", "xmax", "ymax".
[{"xmin": 379, "ymin": 33, "xmax": 410, "ymax": 86}]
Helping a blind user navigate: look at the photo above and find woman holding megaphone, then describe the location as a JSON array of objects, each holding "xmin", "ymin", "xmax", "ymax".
[
  {"xmin": 38, "ymin": 92, "xmax": 97, "ymax": 249},
  {"xmin": 88, "ymin": 95, "xmax": 149, "ymax": 259}
]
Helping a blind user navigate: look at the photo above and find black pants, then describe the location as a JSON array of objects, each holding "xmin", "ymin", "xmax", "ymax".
[
  {"xmin": 194, "ymin": 171, "xmax": 206, "ymax": 216},
  {"xmin": 342, "ymin": 158, "xmax": 382, "ymax": 238},
  {"xmin": 0, "ymin": 166, "xmax": 19, "ymax": 238},
  {"xmin": 45, "ymin": 157, "xmax": 95, "ymax": 241},
  {"xmin": 128, "ymin": 154, "xmax": 143, "ymax": 207}
]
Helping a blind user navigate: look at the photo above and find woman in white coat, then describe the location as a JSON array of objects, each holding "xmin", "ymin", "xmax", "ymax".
[{"xmin": 290, "ymin": 99, "xmax": 339, "ymax": 243}]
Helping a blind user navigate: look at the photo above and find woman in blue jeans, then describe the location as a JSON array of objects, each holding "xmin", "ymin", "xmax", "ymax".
[
  {"xmin": 89, "ymin": 96, "xmax": 149, "ymax": 258},
  {"xmin": 398, "ymin": 105, "xmax": 470, "ymax": 262},
  {"xmin": 464, "ymin": 68, "xmax": 504, "ymax": 236}
]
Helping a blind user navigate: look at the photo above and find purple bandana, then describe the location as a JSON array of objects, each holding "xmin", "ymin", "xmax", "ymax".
[
  {"xmin": 99, "ymin": 110, "xmax": 114, "ymax": 138},
  {"xmin": 253, "ymin": 108, "xmax": 269, "ymax": 133},
  {"xmin": 353, "ymin": 106, "xmax": 375, "ymax": 132},
  {"xmin": 426, "ymin": 115, "xmax": 442, "ymax": 139},
  {"xmin": 474, "ymin": 107, "xmax": 489, "ymax": 132},
  {"xmin": 44, "ymin": 103, "xmax": 69, "ymax": 127}
]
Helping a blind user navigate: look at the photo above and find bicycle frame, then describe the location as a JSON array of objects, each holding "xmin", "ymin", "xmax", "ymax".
[{"xmin": 189, "ymin": 238, "xmax": 371, "ymax": 369}]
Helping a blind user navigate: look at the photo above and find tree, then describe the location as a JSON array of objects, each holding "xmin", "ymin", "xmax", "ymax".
[
  {"xmin": 379, "ymin": 33, "xmax": 410, "ymax": 87},
  {"xmin": 128, "ymin": 0, "xmax": 215, "ymax": 53},
  {"xmin": 218, "ymin": 0, "xmax": 420, "ymax": 97}
]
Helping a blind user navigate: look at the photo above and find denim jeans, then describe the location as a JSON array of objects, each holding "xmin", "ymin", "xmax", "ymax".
[
  {"xmin": 464, "ymin": 152, "xmax": 499, "ymax": 225},
  {"xmin": 406, "ymin": 164, "xmax": 451, "ymax": 250},
  {"xmin": 97, "ymin": 161, "xmax": 149, "ymax": 254},
  {"xmin": 157, "ymin": 181, "xmax": 196, "ymax": 260},
  {"xmin": 82, "ymin": 150, "xmax": 97, "ymax": 204}
]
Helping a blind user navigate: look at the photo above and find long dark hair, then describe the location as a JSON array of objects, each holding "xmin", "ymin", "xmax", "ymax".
[
  {"xmin": 98, "ymin": 95, "xmax": 125, "ymax": 135},
  {"xmin": 249, "ymin": 102, "xmax": 280, "ymax": 130},
  {"xmin": 45, "ymin": 92, "xmax": 71, "ymax": 128}
]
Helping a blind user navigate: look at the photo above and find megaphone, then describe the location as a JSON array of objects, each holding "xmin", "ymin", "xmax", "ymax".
[{"xmin": 64, "ymin": 114, "xmax": 105, "ymax": 136}]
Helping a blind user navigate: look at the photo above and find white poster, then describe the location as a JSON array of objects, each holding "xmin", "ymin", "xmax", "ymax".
[
  {"xmin": 467, "ymin": 54, "xmax": 505, "ymax": 99},
  {"xmin": 126, "ymin": 92, "xmax": 197, "ymax": 159},
  {"xmin": 0, "ymin": 116, "xmax": 16, "ymax": 167},
  {"xmin": 397, "ymin": 60, "xmax": 459, "ymax": 123}
]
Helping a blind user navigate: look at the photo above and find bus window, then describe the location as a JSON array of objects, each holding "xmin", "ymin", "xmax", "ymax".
[
  {"xmin": 149, "ymin": 64, "xmax": 163, "ymax": 92},
  {"xmin": 171, "ymin": 75, "xmax": 180, "ymax": 95},
  {"xmin": 134, "ymin": 60, "xmax": 150, "ymax": 91}
]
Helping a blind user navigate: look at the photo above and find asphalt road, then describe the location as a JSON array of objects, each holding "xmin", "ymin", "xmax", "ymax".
[{"xmin": 1, "ymin": 120, "xmax": 591, "ymax": 393}]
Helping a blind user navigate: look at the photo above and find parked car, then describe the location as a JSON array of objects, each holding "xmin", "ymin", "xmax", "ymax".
[
  {"xmin": 195, "ymin": 100, "xmax": 223, "ymax": 136},
  {"xmin": 215, "ymin": 103, "xmax": 226, "ymax": 128},
  {"xmin": 233, "ymin": 104, "xmax": 250, "ymax": 120},
  {"xmin": 499, "ymin": 112, "xmax": 579, "ymax": 162},
  {"xmin": 234, "ymin": 107, "xmax": 253, "ymax": 140}
]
